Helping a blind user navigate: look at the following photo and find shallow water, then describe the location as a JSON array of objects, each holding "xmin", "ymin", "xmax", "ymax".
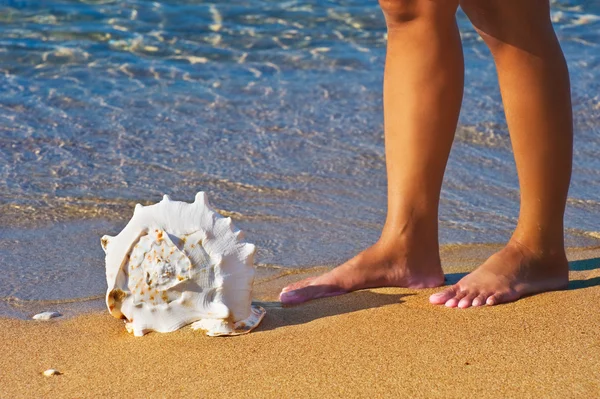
[{"xmin": 1, "ymin": 0, "xmax": 599, "ymax": 312}]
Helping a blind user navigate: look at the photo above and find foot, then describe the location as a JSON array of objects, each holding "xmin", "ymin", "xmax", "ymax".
[
  {"xmin": 279, "ymin": 238, "xmax": 445, "ymax": 305},
  {"xmin": 429, "ymin": 240, "xmax": 569, "ymax": 308}
]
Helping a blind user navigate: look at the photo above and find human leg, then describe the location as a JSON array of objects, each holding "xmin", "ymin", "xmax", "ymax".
[
  {"xmin": 430, "ymin": 0, "xmax": 572, "ymax": 308},
  {"xmin": 280, "ymin": 0, "xmax": 463, "ymax": 305}
]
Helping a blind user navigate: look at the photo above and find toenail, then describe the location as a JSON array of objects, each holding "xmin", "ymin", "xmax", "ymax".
[{"xmin": 280, "ymin": 291, "xmax": 298, "ymax": 301}]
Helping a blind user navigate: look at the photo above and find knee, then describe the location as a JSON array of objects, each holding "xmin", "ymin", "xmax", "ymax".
[
  {"xmin": 459, "ymin": 1, "xmax": 507, "ymax": 49},
  {"xmin": 460, "ymin": 0, "xmax": 554, "ymax": 54},
  {"xmin": 378, "ymin": 0, "xmax": 420, "ymax": 25},
  {"xmin": 379, "ymin": 0, "xmax": 459, "ymax": 28}
]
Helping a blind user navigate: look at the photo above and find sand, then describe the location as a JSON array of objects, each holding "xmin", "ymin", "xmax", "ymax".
[{"xmin": 1, "ymin": 244, "xmax": 599, "ymax": 398}]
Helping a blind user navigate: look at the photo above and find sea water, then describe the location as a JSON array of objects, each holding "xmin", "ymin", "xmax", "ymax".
[{"xmin": 0, "ymin": 0, "xmax": 599, "ymax": 315}]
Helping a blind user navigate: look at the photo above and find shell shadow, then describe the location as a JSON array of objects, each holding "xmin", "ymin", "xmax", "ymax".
[
  {"xmin": 253, "ymin": 290, "xmax": 412, "ymax": 332},
  {"xmin": 441, "ymin": 257, "xmax": 600, "ymax": 291}
]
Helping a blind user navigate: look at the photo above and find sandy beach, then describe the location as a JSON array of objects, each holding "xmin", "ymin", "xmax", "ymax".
[
  {"xmin": 2, "ymin": 0, "xmax": 599, "ymax": 397},
  {"xmin": 1, "ymin": 244, "xmax": 599, "ymax": 398}
]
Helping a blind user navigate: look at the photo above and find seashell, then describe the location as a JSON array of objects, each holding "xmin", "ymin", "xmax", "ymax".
[
  {"xmin": 101, "ymin": 192, "xmax": 265, "ymax": 337},
  {"xmin": 32, "ymin": 311, "xmax": 61, "ymax": 320},
  {"xmin": 42, "ymin": 369, "xmax": 61, "ymax": 376}
]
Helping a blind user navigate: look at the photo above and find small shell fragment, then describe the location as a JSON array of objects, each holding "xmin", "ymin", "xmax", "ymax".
[
  {"xmin": 42, "ymin": 369, "xmax": 61, "ymax": 376},
  {"xmin": 32, "ymin": 312, "xmax": 61, "ymax": 320}
]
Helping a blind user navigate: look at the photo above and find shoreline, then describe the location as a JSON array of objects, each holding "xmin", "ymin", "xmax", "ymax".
[
  {"xmin": 1, "ymin": 246, "xmax": 599, "ymax": 397},
  {"xmin": 2, "ymin": 243, "xmax": 599, "ymax": 319}
]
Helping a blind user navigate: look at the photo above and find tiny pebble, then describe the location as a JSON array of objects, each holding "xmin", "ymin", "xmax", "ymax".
[
  {"xmin": 42, "ymin": 369, "xmax": 61, "ymax": 377},
  {"xmin": 33, "ymin": 311, "xmax": 61, "ymax": 320}
]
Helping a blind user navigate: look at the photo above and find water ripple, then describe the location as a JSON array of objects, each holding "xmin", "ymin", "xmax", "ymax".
[{"xmin": 0, "ymin": 0, "xmax": 599, "ymax": 304}]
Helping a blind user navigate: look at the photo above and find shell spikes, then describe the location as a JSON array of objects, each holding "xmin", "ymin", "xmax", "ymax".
[
  {"xmin": 101, "ymin": 235, "xmax": 112, "ymax": 253},
  {"xmin": 101, "ymin": 192, "xmax": 265, "ymax": 337},
  {"xmin": 194, "ymin": 191, "xmax": 209, "ymax": 207}
]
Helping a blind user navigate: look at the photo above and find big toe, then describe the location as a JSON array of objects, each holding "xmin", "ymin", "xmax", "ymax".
[
  {"xmin": 429, "ymin": 286, "xmax": 458, "ymax": 305},
  {"xmin": 279, "ymin": 283, "xmax": 347, "ymax": 305},
  {"xmin": 280, "ymin": 277, "xmax": 317, "ymax": 294}
]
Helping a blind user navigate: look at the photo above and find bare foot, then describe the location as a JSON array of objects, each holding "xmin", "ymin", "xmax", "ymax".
[
  {"xmin": 279, "ymin": 238, "xmax": 445, "ymax": 305},
  {"xmin": 429, "ymin": 240, "xmax": 569, "ymax": 308}
]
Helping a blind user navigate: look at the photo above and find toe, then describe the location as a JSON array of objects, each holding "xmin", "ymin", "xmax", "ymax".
[
  {"xmin": 444, "ymin": 289, "xmax": 468, "ymax": 308},
  {"xmin": 486, "ymin": 295, "xmax": 498, "ymax": 306},
  {"xmin": 429, "ymin": 286, "xmax": 458, "ymax": 305},
  {"xmin": 471, "ymin": 294, "xmax": 487, "ymax": 307},
  {"xmin": 279, "ymin": 284, "xmax": 347, "ymax": 305},
  {"xmin": 486, "ymin": 291, "xmax": 518, "ymax": 306},
  {"xmin": 279, "ymin": 289, "xmax": 308, "ymax": 305},
  {"xmin": 445, "ymin": 297, "xmax": 460, "ymax": 308},
  {"xmin": 458, "ymin": 293, "xmax": 477, "ymax": 309},
  {"xmin": 447, "ymin": 290, "xmax": 468, "ymax": 308},
  {"xmin": 280, "ymin": 277, "xmax": 317, "ymax": 294}
]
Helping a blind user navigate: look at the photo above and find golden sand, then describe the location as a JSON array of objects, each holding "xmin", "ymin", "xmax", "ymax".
[{"xmin": 1, "ymin": 245, "xmax": 599, "ymax": 398}]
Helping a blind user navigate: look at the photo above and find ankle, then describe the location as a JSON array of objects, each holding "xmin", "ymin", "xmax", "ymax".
[
  {"xmin": 381, "ymin": 217, "xmax": 438, "ymax": 246},
  {"xmin": 507, "ymin": 237, "xmax": 566, "ymax": 261},
  {"xmin": 374, "ymin": 225, "xmax": 440, "ymax": 268},
  {"xmin": 511, "ymin": 223, "xmax": 566, "ymax": 258}
]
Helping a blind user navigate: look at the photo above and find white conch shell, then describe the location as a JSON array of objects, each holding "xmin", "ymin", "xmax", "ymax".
[{"xmin": 101, "ymin": 192, "xmax": 265, "ymax": 337}]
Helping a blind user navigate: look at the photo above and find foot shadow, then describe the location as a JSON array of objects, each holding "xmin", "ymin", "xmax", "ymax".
[
  {"xmin": 569, "ymin": 257, "xmax": 600, "ymax": 290},
  {"xmin": 254, "ymin": 290, "xmax": 413, "ymax": 332},
  {"xmin": 569, "ymin": 258, "xmax": 600, "ymax": 271},
  {"xmin": 444, "ymin": 273, "xmax": 467, "ymax": 285}
]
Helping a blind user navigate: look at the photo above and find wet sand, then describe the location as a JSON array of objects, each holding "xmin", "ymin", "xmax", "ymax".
[{"xmin": 1, "ymin": 245, "xmax": 599, "ymax": 398}]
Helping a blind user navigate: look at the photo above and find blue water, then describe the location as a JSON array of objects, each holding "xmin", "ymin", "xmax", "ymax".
[{"xmin": 0, "ymin": 0, "xmax": 599, "ymax": 310}]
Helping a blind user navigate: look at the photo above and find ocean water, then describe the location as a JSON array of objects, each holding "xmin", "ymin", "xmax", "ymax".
[{"xmin": 1, "ymin": 0, "xmax": 599, "ymax": 314}]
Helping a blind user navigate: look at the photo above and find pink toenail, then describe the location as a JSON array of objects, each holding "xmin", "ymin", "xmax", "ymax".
[{"xmin": 280, "ymin": 291, "xmax": 299, "ymax": 301}]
